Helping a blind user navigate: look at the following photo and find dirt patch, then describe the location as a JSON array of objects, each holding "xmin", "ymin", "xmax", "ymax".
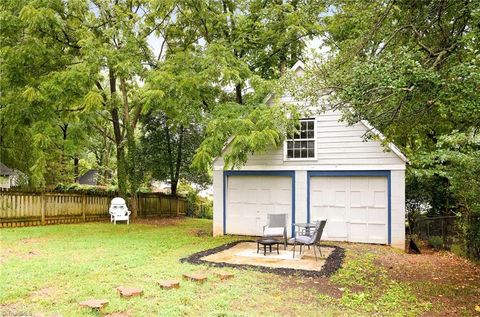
[
  {"xmin": 180, "ymin": 240, "xmax": 345, "ymax": 278},
  {"xmin": 132, "ymin": 217, "xmax": 185, "ymax": 226},
  {"xmin": 30, "ymin": 286, "xmax": 57, "ymax": 299},
  {"xmin": 281, "ymin": 275, "xmax": 344, "ymax": 299},
  {"xmin": 22, "ymin": 250, "xmax": 40, "ymax": 260},
  {"xmin": 377, "ymin": 249, "xmax": 480, "ymax": 317},
  {"xmin": 188, "ymin": 229, "xmax": 212, "ymax": 237},
  {"xmin": 22, "ymin": 238, "xmax": 49, "ymax": 244}
]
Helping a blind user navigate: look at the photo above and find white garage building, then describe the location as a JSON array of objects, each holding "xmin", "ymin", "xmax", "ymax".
[{"xmin": 212, "ymin": 62, "xmax": 407, "ymax": 249}]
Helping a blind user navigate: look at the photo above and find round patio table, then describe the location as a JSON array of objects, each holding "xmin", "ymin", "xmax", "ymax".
[{"xmin": 256, "ymin": 238, "xmax": 280, "ymax": 256}]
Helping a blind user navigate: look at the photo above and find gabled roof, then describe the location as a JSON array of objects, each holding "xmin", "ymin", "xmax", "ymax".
[
  {"xmin": 216, "ymin": 61, "xmax": 408, "ymax": 164},
  {"xmin": 0, "ymin": 162, "xmax": 17, "ymax": 176}
]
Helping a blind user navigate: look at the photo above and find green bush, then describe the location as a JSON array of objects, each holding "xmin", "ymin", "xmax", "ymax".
[
  {"xmin": 428, "ymin": 236, "xmax": 444, "ymax": 250},
  {"xmin": 54, "ymin": 183, "xmax": 117, "ymax": 194},
  {"xmin": 178, "ymin": 182, "xmax": 213, "ymax": 219}
]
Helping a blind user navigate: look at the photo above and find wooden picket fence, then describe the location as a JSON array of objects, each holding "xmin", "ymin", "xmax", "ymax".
[{"xmin": 0, "ymin": 190, "xmax": 187, "ymax": 228}]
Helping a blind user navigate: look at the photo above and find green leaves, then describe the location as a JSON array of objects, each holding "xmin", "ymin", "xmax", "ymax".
[
  {"xmin": 83, "ymin": 91, "xmax": 103, "ymax": 111},
  {"xmin": 21, "ymin": 86, "xmax": 43, "ymax": 102},
  {"xmin": 302, "ymin": 0, "xmax": 480, "ymax": 259}
]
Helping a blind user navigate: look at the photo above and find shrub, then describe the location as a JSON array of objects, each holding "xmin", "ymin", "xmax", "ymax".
[
  {"xmin": 178, "ymin": 182, "xmax": 213, "ymax": 219},
  {"xmin": 428, "ymin": 236, "xmax": 444, "ymax": 250}
]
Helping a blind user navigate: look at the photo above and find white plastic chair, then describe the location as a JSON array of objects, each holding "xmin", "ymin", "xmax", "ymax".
[{"xmin": 109, "ymin": 197, "xmax": 131, "ymax": 224}]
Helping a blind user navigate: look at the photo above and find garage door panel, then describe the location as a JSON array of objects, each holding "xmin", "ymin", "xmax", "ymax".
[
  {"xmin": 226, "ymin": 176, "xmax": 292, "ymax": 237},
  {"xmin": 274, "ymin": 189, "xmax": 292, "ymax": 205},
  {"xmin": 334, "ymin": 191, "xmax": 346, "ymax": 207},
  {"xmin": 368, "ymin": 224, "xmax": 387, "ymax": 242},
  {"xmin": 311, "ymin": 207, "xmax": 328, "ymax": 222},
  {"xmin": 258, "ymin": 189, "xmax": 271, "ymax": 204},
  {"xmin": 310, "ymin": 176, "xmax": 388, "ymax": 244},
  {"xmin": 350, "ymin": 191, "xmax": 362, "ymax": 207},
  {"xmin": 327, "ymin": 220, "xmax": 348, "ymax": 238},
  {"xmin": 373, "ymin": 191, "xmax": 386, "ymax": 207},
  {"xmin": 311, "ymin": 190, "xmax": 325, "ymax": 206},
  {"xmin": 349, "ymin": 223, "xmax": 368, "ymax": 242},
  {"xmin": 350, "ymin": 177, "xmax": 368, "ymax": 190},
  {"xmin": 350, "ymin": 207, "xmax": 368, "ymax": 222},
  {"xmin": 368, "ymin": 208, "xmax": 386, "ymax": 223},
  {"xmin": 369, "ymin": 177, "xmax": 386, "ymax": 190}
]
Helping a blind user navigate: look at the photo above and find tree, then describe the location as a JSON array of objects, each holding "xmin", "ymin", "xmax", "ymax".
[
  {"xmin": 1, "ymin": 0, "xmax": 176, "ymax": 217},
  {"xmin": 169, "ymin": 0, "xmax": 327, "ymax": 170},
  {"xmin": 299, "ymin": 0, "xmax": 480, "ymax": 258},
  {"xmin": 141, "ymin": 113, "xmax": 208, "ymax": 195}
]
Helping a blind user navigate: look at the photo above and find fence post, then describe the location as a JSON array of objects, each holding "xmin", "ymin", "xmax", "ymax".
[
  {"xmin": 176, "ymin": 197, "xmax": 180, "ymax": 217},
  {"xmin": 82, "ymin": 195, "xmax": 86, "ymax": 222},
  {"xmin": 41, "ymin": 193, "xmax": 46, "ymax": 225}
]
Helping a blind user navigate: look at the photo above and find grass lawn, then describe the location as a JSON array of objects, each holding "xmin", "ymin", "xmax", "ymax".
[{"xmin": 0, "ymin": 218, "xmax": 478, "ymax": 316}]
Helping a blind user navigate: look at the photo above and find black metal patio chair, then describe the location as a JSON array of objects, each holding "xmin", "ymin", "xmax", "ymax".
[{"xmin": 292, "ymin": 220, "xmax": 327, "ymax": 261}]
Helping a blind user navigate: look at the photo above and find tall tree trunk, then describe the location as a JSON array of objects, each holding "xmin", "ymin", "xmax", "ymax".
[
  {"xmin": 119, "ymin": 77, "xmax": 138, "ymax": 219},
  {"xmin": 163, "ymin": 116, "xmax": 176, "ymax": 195},
  {"xmin": 235, "ymin": 83, "xmax": 243, "ymax": 104},
  {"xmin": 60, "ymin": 123, "xmax": 68, "ymax": 182},
  {"xmin": 73, "ymin": 156, "xmax": 79, "ymax": 182},
  {"xmin": 171, "ymin": 125, "xmax": 184, "ymax": 196},
  {"xmin": 109, "ymin": 69, "xmax": 127, "ymax": 197}
]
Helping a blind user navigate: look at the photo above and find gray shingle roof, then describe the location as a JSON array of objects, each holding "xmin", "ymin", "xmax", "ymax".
[{"xmin": 0, "ymin": 162, "xmax": 17, "ymax": 176}]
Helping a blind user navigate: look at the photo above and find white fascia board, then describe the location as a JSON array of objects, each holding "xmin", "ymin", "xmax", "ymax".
[{"xmin": 360, "ymin": 120, "xmax": 409, "ymax": 163}]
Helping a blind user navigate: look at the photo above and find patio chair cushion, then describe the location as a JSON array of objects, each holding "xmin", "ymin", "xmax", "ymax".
[
  {"xmin": 294, "ymin": 235, "xmax": 312, "ymax": 244},
  {"xmin": 263, "ymin": 227, "xmax": 284, "ymax": 236}
]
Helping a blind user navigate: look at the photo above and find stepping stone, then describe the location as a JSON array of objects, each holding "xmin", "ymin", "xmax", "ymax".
[
  {"xmin": 214, "ymin": 271, "xmax": 234, "ymax": 280},
  {"xmin": 157, "ymin": 279, "xmax": 180, "ymax": 289},
  {"xmin": 116, "ymin": 286, "xmax": 143, "ymax": 297},
  {"xmin": 79, "ymin": 299, "xmax": 108, "ymax": 309},
  {"xmin": 182, "ymin": 273, "xmax": 207, "ymax": 283}
]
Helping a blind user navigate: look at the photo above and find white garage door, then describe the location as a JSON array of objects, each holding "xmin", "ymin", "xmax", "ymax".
[
  {"xmin": 226, "ymin": 176, "xmax": 292, "ymax": 236},
  {"xmin": 310, "ymin": 176, "xmax": 388, "ymax": 244}
]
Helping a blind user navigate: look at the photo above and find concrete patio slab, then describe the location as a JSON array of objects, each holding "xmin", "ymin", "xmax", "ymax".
[{"xmin": 201, "ymin": 242, "xmax": 334, "ymax": 271}]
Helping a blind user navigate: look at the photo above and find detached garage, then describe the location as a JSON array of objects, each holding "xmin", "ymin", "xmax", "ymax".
[{"xmin": 212, "ymin": 62, "xmax": 407, "ymax": 249}]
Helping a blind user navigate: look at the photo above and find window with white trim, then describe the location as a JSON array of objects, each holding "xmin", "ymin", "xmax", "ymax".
[{"xmin": 285, "ymin": 119, "xmax": 316, "ymax": 159}]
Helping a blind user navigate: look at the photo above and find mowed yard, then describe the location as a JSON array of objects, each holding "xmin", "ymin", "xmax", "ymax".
[{"xmin": 0, "ymin": 218, "xmax": 478, "ymax": 317}]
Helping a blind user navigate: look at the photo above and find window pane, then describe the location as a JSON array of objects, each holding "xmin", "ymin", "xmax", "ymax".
[
  {"xmin": 301, "ymin": 149, "xmax": 308, "ymax": 158},
  {"xmin": 301, "ymin": 141, "xmax": 308, "ymax": 149},
  {"xmin": 308, "ymin": 120, "xmax": 314, "ymax": 130},
  {"xmin": 300, "ymin": 130, "xmax": 306, "ymax": 138},
  {"xmin": 287, "ymin": 149, "xmax": 293, "ymax": 158},
  {"xmin": 301, "ymin": 121, "xmax": 307, "ymax": 131},
  {"xmin": 287, "ymin": 141, "xmax": 293, "ymax": 149},
  {"xmin": 293, "ymin": 131, "xmax": 300, "ymax": 139},
  {"xmin": 308, "ymin": 148, "xmax": 315, "ymax": 157},
  {"xmin": 307, "ymin": 131, "xmax": 314, "ymax": 138},
  {"xmin": 295, "ymin": 141, "xmax": 301, "ymax": 149},
  {"xmin": 307, "ymin": 141, "xmax": 314, "ymax": 149},
  {"xmin": 294, "ymin": 149, "xmax": 301, "ymax": 158}
]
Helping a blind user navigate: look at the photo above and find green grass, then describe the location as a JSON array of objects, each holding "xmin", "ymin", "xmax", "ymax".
[{"xmin": 0, "ymin": 219, "xmax": 430, "ymax": 316}]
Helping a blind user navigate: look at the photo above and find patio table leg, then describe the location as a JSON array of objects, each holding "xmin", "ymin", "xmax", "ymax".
[
  {"xmin": 269, "ymin": 245, "xmax": 272, "ymax": 253},
  {"xmin": 264, "ymin": 244, "xmax": 266, "ymax": 256},
  {"xmin": 257, "ymin": 242, "xmax": 259, "ymax": 254}
]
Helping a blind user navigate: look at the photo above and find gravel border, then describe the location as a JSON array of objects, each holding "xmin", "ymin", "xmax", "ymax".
[{"xmin": 180, "ymin": 240, "xmax": 345, "ymax": 278}]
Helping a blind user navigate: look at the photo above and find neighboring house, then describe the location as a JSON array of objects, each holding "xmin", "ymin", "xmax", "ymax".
[
  {"xmin": 0, "ymin": 162, "xmax": 22, "ymax": 189},
  {"xmin": 212, "ymin": 61, "xmax": 407, "ymax": 249},
  {"xmin": 78, "ymin": 169, "xmax": 99, "ymax": 185}
]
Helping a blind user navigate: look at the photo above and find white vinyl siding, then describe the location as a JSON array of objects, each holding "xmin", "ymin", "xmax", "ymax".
[{"xmin": 214, "ymin": 110, "xmax": 406, "ymax": 170}]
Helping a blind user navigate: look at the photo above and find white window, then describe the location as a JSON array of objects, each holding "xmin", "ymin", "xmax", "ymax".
[{"xmin": 285, "ymin": 118, "xmax": 316, "ymax": 160}]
